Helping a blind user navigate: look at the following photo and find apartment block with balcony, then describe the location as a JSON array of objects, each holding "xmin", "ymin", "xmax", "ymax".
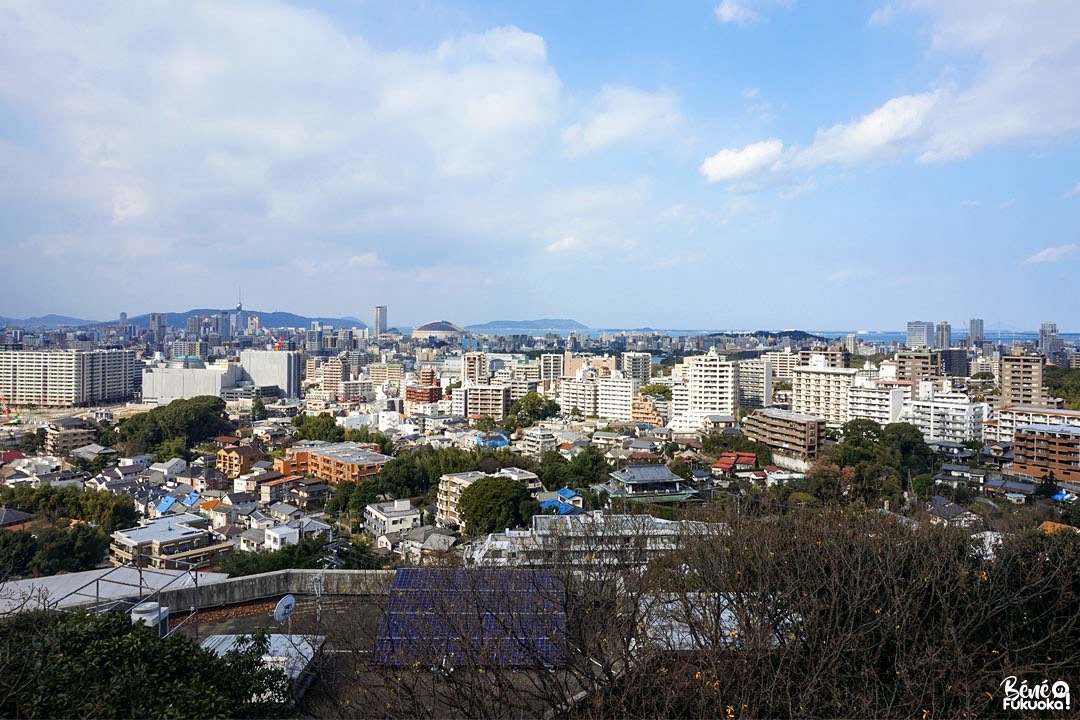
[
  {"xmin": 983, "ymin": 406, "xmax": 1080, "ymax": 444},
  {"xmin": 436, "ymin": 470, "xmax": 489, "ymax": 530},
  {"xmin": 273, "ymin": 442, "xmax": 394, "ymax": 485},
  {"xmin": 1010, "ymin": 424, "xmax": 1080, "ymax": 484},
  {"xmin": 110, "ymin": 513, "xmax": 232, "ymax": 569},
  {"xmin": 998, "ymin": 354, "xmax": 1062, "ymax": 408},
  {"xmin": 743, "ymin": 408, "xmax": 827, "ymax": 461},
  {"xmin": 791, "ymin": 359, "xmax": 858, "ymax": 428}
]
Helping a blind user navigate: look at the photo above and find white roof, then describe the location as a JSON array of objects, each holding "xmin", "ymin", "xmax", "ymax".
[{"xmin": 0, "ymin": 566, "xmax": 227, "ymax": 614}]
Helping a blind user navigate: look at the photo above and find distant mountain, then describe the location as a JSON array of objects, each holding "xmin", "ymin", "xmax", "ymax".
[
  {"xmin": 106, "ymin": 309, "xmax": 367, "ymax": 330},
  {"xmin": 465, "ymin": 318, "xmax": 590, "ymax": 333},
  {"xmin": 0, "ymin": 314, "xmax": 99, "ymax": 328}
]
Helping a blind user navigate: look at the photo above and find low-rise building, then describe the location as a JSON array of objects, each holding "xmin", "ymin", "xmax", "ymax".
[
  {"xmin": 110, "ymin": 513, "xmax": 233, "ymax": 569},
  {"xmin": 1010, "ymin": 424, "xmax": 1080, "ymax": 484},
  {"xmin": 273, "ymin": 442, "xmax": 393, "ymax": 485},
  {"xmin": 743, "ymin": 408, "xmax": 827, "ymax": 461},
  {"xmin": 365, "ymin": 498, "xmax": 422, "ymax": 538},
  {"xmin": 436, "ymin": 470, "xmax": 489, "ymax": 529}
]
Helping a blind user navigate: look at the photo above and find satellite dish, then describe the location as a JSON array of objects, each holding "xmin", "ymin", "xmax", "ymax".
[{"xmin": 273, "ymin": 594, "xmax": 296, "ymax": 623}]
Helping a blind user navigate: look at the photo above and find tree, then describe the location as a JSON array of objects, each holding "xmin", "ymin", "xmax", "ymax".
[
  {"xmin": 0, "ymin": 531, "xmax": 38, "ymax": 579},
  {"xmin": 882, "ymin": 422, "xmax": 934, "ymax": 475},
  {"xmin": 639, "ymin": 383, "xmax": 672, "ymax": 400},
  {"xmin": 473, "ymin": 415, "xmax": 498, "ymax": 432},
  {"xmin": 1036, "ymin": 471, "xmax": 1059, "ymax": 498},
  {"xmin": 343, "ymin": 426, "xmax": 394, "ymax": 454},
  {"xmin": 118, "ymin": 396, "xmax": 233, "ymax": 455},
  {"xmin": 911, "ymin": 473, "xmax": 936, "ymax": 500},
  {"xmin": 537, "ymin": 450, "xmax": 571, "ymax": 491},
  {"xmin": 0, "ymin": 610, "xmax": 290, "ymax": 718},
  {"xmin": 504, "ymin": 392, "xmax": 560, "ymax": 430},
  {"xmin": 221, "ymin": 535, "xmax": 329, "ymax": 577},
  {"xmin": 567, "ymin": 446, "xmax": 611, "ymax": 488},
  {"xmin": 457, "ymin": 476, "xmax": 539, "ymax": 535},
  {"xmin": 154, "ymin": 436, "xmax": 190, "ymax": 463},
  {"xmin": 28, "ymin": 525, "xmax": 109, "ymax": 576},
  {"xmin": 250, "ymin": 395, "xmax": 268, "ymax": 421},
  {"xmin": 292, "ymin": 413, "xmax": 345, "ymax": 442}
]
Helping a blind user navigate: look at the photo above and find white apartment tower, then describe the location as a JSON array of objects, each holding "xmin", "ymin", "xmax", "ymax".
[
  {"xmin": 791, "ymin": 356, "xmax": 859, "ymax": 428},
  {"xmin": 597, "ymin": 374, "xmax": 641, "ymax": 421},
  {"xmin": 671, "ymin": 349, "xmax": 740, "ymax": 421}
]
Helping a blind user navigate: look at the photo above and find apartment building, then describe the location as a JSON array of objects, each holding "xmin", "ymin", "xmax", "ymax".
[
  {"xmin": 558, "ymin": 374, "xmax": 599, "ymax": 417},
  {"xmin": 899, "ymin": 385, "xmax": 987, "ymax": 443},
  {"xmin": 671, "ymin": 348, "xmax": 739, "ymax": 422},
  {"xmin": 44, "ymin": 418, "xmax": 96, "ymax": 456},
  {"xmin": 846, "ymin": 377, "xmax": 905, "ymax": 426},
  {"xmin": 737, "ymin": 357, "xmax": 773, "ymax": 409},
  {"xmin": 369, "ymin": 362, "xmax": 404, "ymax": 387},
  {"xmin": 216, "ymin": 445, "xmax": 265, "ymax": 479},
  {"xmin": 982, "ymin": 406, "xmax": 1080, "ymax": 444},
  {"xmin": 597, "ymin": 374, "xmax": 640, "ymax": 421},
  {"xmin": 110, "ymin": 513, "xmax": 232, "ymax": 570},
  {"xmin": 273, "ymin": 442, "xmax": 394, "ymax": 484},
  {"xmin": 322, "ymin": 355, "xmax": 350, "ymax": 399},
  {"xmin": 465, "ymin": 384, "xmax": 512, "ymax": 421},
  {"xmin": 0, "ymin": 349, "xmax": 137, "ymax": 407},
  {"xmin": 896, "ymin": 350, "xmax": 943, "ymax": 383},
  {"xmin": 743, "ymin": 408, "xmax": 827, "ymax": 460},
  {"xmin": 798, "ymin": 349, "xmax": 849, "ymax": 368},
  {"xmin": 364, "ymin": 498, "xmax": 422, "ymax": 538},
  {"xmin": 436, "ymin": 470, "xmax": 489, "ymax": 530},
  {"xmin": 520, "ymin": 426, "xmax": 558, "ymax": 458},
  {"xmin": 998, "ymin": 354, "xmax": 1061, "ymax": 408},
  {"xmin": 1011, "ymin": 424, "xmax": 1080, "ymax": 484},
  {"xmin": 620, "ymin": 352, "xmax": 652, "ymax": 385},
  {"xmin": 763, "ymin": 349, "xmax": 798, "ymax": 380},
  {"xmin": 792, "ymin": 358, "xmax": 858, "ymax": 428},
  {"xmin": 462, "ymin": 352, "xmax": 489, "ymax": 385}
]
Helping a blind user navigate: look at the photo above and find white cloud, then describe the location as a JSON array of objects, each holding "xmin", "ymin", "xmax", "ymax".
[
  {"xmin": 715, "ymin": 0, "xmax": 758, "ymax": 24},
  {"xmin": 347, "ymin": 253, "xmax": 383, "ymax": 267},
  {"xmin": 1023, "ymin": 244, "xmax": 1078, "ymax": 264},
  {"xmin": 868, "ymin": 4, "xmax": 895, "ymax": 26},
  {"xmin": 798, "ymin": 92, "xmax": 941, "ymax": 166},
  {"xmin": 545, "ymin": 235, "xmax": 580, "ymax": 252},
  {"xmin": 700, "ymin": 139, "xmax": 785, "ymax": 183},
  {"xmin": 1066, "ymin": 182, "xmax": 1080, "ymax": 197},
  {"xmin": 997, "ymin": 199, "xmax": 1015, "ymax": 211},
  {"xmin": 561, "ymin": 86, "xmax": 681, "ymax": 156}
]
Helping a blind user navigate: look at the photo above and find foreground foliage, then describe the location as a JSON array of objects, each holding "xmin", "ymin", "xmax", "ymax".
[{"xmin": 0, "ymin": 610, "xmax": 290, "ymax": 719}]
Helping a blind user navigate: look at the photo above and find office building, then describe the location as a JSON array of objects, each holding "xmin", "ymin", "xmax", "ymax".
[
  {"xmin": 969, "ymin": 318, "xmax": 985, "ymax": 345},
  {"xmin": 935, "ymin": 321, "xmax": 952, "ymax": 350},
  {"xmin": 0, "ymin": 349, "xmax": 137, "ymax": 407},
  {"xmin": 1038, "ymin": 322, "xmax": 1059, "ymax": 355},
  {"xmin": 239, "ymin": 349, "xmax": 302, "ymax": 398},
  {"xmin": 374, "ymin": 306, "xmax": 387, "ymax": 337},
  {"xmin": 149, "ymin": 313, "xmax": 167, "ymax": 345},
  {"xmin": 906, "ymin": 321, "xmax": 934, "ymax": 349}
]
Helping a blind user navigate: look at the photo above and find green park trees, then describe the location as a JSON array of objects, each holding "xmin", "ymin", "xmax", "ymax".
[{"xmin": 118, "ymin": 396, "xmax": 233, "ymax": 457}]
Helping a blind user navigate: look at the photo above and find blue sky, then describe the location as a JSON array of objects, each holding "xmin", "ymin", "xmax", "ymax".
[{"xmin": 1, "ymin": 0, "xmax": 1078, "ymax": 331}]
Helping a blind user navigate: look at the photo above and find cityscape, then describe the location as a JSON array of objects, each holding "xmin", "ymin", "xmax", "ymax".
[{"xmin": 2, "ymin": 1, "xmax": 1080, "ymax": 719}]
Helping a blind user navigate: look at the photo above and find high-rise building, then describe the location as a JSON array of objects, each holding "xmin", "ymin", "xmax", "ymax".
[
  {"xmin": 671, "ymin": 349, "xmax": 739, "ymax": 422},
  {"xmin": 935, "ymin": 321, "xmax": 952, "ymax": 350},
  {"xmin": 1038, "ymin": 322, "xmax": 1059, "ymax": 355},
  {"xmin": 462, "ymin": 352, "xmax": 488, "ymax": 385},
  {"xmin": 597, "ymin": 374, "xmax": 640, "ymax": 421},
  {"xmin": 969, "ymin": 318, "xmax": 985, "ymax": 345},
  {"xmin": 240, "ymin": 349, "xmax": 302, "ymax": 398},
  {"xmin": 999, "ymin": 353, "xmax": 1061, "ymax": 408},
  {"xmin": 149, "ymin": 313, "xmax": 167, "ymax": 345},
  {"xmin": 373, "ymin": 306, "xmax": 387, "ymax": 337},
  {"xmin": 621, "ymin": 352, "xmax": 652, "ymax": 385},
  {"xmin": 0, "ymin": 349, "xmax": 137, "ymax": 407},
  {"xmin": 737, "ymin": 358, "xmax": 773, "ymax": 409},
  {"xmin": 540, "ymin": 353, "xmax": 565, "ymax": 384},
  {"xmin": 791, "ymin": 356, "xmax": 859, "ymax": 428},
  {"xmin": 896, "ymin": 350, "xmax": 943, "ymax": 382},
  {"xmin": 906, "ymin": 321, "xmax": 934, "ymax": 349}
]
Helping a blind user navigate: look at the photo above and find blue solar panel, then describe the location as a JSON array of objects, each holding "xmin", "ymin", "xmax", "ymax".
[{"xmin": 374, "ymin": 568, "xmax": 566, "ymax": 668}]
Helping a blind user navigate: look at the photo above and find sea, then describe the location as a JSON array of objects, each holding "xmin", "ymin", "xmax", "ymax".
[{"xmin": 585, "ymin": 329, "xmax": 1080, "ymax": 346}]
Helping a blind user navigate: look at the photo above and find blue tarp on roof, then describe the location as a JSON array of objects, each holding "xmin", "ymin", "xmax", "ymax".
[
  {"xmin": 155, "ymin": 496, "xmax": 177, "ymax": 513},
  {"xmin": 555, "ymin": 487, "xmax": 579, "ymax": 500},
  {"xmin": 540, "ymin": 499, "xmax": 581, "ymax": 516},
  {"xmin": 183, "ymin": 492, "xmax": 201, "ymax": 506}
]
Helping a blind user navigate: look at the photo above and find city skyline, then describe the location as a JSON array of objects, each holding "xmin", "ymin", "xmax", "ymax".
[{"xmin": 2, "ymin": 1, "xmax": 1078, "ymax": 328}]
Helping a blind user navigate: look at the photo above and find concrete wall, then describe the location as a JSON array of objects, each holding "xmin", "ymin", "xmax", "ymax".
[{"xmin": 156, "ymin": 569, "xmax": 396, "ymax": 612}]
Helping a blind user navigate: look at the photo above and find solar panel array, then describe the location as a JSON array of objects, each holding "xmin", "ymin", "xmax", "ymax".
[{"xmin": 374, "ymin": 568, "xmax": 567, "ymax": 668}]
